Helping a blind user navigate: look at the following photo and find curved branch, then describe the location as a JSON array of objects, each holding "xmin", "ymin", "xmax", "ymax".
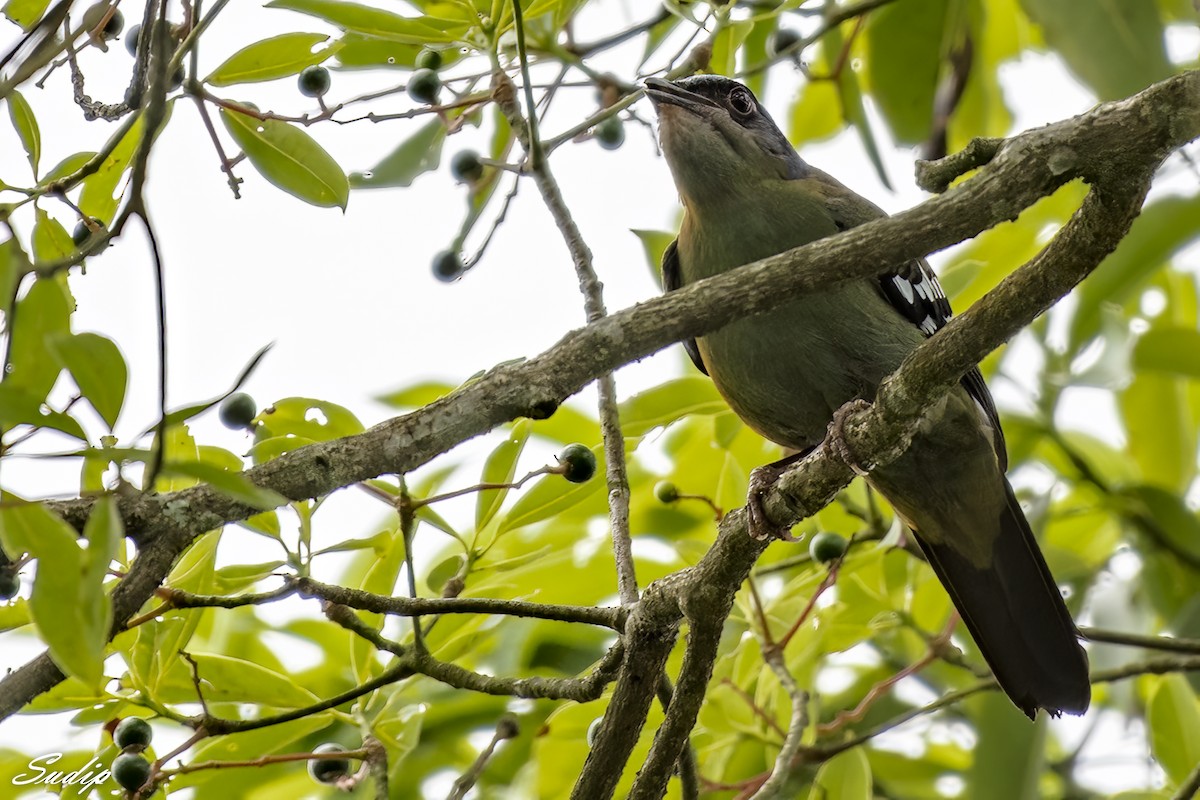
[{"xmin": 2, "ymin": 69, "xmax": 1198, "ymax": 725}]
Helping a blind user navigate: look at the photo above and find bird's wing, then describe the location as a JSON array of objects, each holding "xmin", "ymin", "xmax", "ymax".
[
  {"xmin": 817, "ymin": 175, "xmax": 1008, "ymax": 469},
  {"xmin": 879, "ymin": 258, "xmax": 1007, "ymax": 470},
  {"xmin": 662, "ymin": 238, "xmax": 708, "ymax": 376}
]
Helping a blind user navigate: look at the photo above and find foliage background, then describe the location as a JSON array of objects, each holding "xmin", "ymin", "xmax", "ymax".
[{"xmin": 0, "ymin": 0, "xmax": 1199, "ymax": 798}]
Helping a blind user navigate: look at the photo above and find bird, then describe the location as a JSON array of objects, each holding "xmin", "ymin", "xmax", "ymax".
[{"xmin": 644, "ymin": 74, "xmax": 1090, "ymax": 719}]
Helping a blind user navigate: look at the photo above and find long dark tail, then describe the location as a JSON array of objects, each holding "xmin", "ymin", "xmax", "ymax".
[{"xmin": 910, "ymin": 480, "xmax": 1090, "ymax": 718}]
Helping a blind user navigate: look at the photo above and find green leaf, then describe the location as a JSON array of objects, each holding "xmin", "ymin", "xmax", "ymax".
[
  {"xmin": 709, "ymin": 19, "xmax": 754, "ymax": 76},
  {"xmin": 6, "ymin": 90, "xmax": 40, "ymax": 175},
  {"xmin": 206, "ymin": 33, "xmax": 342, "ymax": 86},
  {"xmin": 822, "ymin": 21, "xmax": 891, "ymax": 189},
  {"xmin": 1132, "ymin": 328, "xmax": 1200, "ymax": 379},
  {"xmin": 864, "ymin": 0, "xmax": 951, "ymax": 143},
  {"xmin": 221, "ymin": 108, "xmax": 349, "ymax": 209},
  {"xmin": 476, "ymin": 419, "xmax": 532, "ymax": 531},
  {"xmin": 7, "ymin": 273, "xmax": 71, "ymax": 400},
  {"xmin": 0, "ymin": 383, "xmax": 87, "ymax": 440},
  {"xmin": 1069, "ymin": 196, "xmax": 1200, "ymax": 351},
  {"xmin": 1148, "ymin": 674, "xmax": 1200, "ymax": 785},
  {"xmin": 257, "ymin": 396, "xmax": 364, "ymax": 441},
  {"xmin": 631, "ymin": 229, "xmax": 674, "ymax": 290},
  {"xmin": 351, "ymin": 119, "xmax": 445, "ymax": 188},
  {"xmin": 1019, "ymin": 0, "xmax": 1171, "ymax": 101},
  {"xmin": 498, "ymin": 447, "xmax": 605, "ymax": 534},
  {"xmin": 162, "ymin": 461, "xmax": 288, "ymax": 510},
  {"xmin": 47, "ymin": 332, "xmax": 128, "ymax": 429},
  {"xmin": 266, "ymin": 0, "xmax": 469, "ymax": 43},
  {"xmin": 619, "ymin": 376, "xmax": 727, "ymax": 438},
  {"xmin": 1122, "ymin": 485, "xmax": 1200, "ymax": 563},
  {"xmin": 375, "ymin": 379, "xmax": 456, "ymax": 408},
  {"xmin": 789, "ymin": 78, "xmax": 843, "ymax": 145},
  {"xmin": 31, "ymin": 207, "xmax": 73, "ymax": 261},
  {"xmin": 167, "ymin": 652, "xmax": 321, "ymax": 708},
  {"xmin": 2, "ymin": 0, "xmax": 50, "ymax": 29},
  {"xmin": 79, "ymin": 103, "xmax": 173, "ymax": 224},
  {"xmin": 0, "ymin": 502, "xmax": 113, "ymax": 687},
  {"xmin": 42, "ymin": 151, "xmax": 97, "ymax": 182},
  {"xmin": 1121, "ymin": 371, "xmax": 1195, "ymax": 492},
  {"xmin": 810, "ymin": 746, "xmax": 872, "ymax": 799},
  {"xmin": 968, "ymin": 692, "xmax": 1046, "ymax": 800}
]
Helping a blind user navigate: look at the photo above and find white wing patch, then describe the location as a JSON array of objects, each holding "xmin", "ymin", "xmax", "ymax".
[{"xmin": 892, "ymin": 274, "xmax": 915, "ymax": 304}]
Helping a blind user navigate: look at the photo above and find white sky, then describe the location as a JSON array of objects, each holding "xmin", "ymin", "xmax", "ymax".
[{"xmin": 1, "ymin": 2, "xmax": 1199, "ymax": 793}]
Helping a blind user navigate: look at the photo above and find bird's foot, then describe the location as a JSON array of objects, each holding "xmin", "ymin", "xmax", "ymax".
[
  {"xmin": 828, "ymin": 399, "xmax": 874, "ymax": 477},
  {"xmin": 747, "ymin": 453, "xmax": 807, "ymax": 542}
]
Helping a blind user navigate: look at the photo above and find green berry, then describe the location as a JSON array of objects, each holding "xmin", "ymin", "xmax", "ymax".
[
  {"xmin": 767, "ymin": 28, "xmax": 802, "ymax": 58},
  {"xmin": 298, "ymin": 65, "xmax": 331, "ymax": 98},
  {"xmin": 111, "ymin": 753, "xmax": 152, "ymax": 793},
  {"xmin": 0, "ymin": 570, "xmax": 19, "ymax": 600},
  {"xmin": 219, "ymin": 393, "xmax": 257, "ymax": 430},
  {"xmin": 586, "ymin": 717, "xmax": 603, "ymax": 747},
  {"xmin": 450, "ymin": 150, "xmax": 484, "ymax": 183},
  {"xmin": 407, "ymin": 68, "xmax": 441, "ymax": 105},
  {"xmin": 432, "ymin": 250, "xmax": 464, "ymax": 282},
  {"xmin": 125, "ymin": 23, "xmax": 140, "ymax": 56},
  {"xmin": 558, "ymin": 444, "xmax": 597, "ymax": 484},
  {"xmin": 594, "ymin": 116, "xmax": 624, "ymax": 151},
  {"xmin": 809, "ymin": 532, "xmax": 847, "ymax": 565},
  {"xmin": 114, "ymin": 717, "xmax": 153, "ymax": 750},
  {"xmin": 308, "ymin": 743, "xmax": 351, "ymax": 784},
  {"xmin": 654, "ymin": 481, "xmax": 679, "ymax": 504},
  {"xmin": 415, "ymin": 49, "xmax": 442, "ymax": 71}
]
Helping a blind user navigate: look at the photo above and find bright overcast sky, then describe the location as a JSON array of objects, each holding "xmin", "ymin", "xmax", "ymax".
[{"xmin": 2, "ymin": 3, "xmax": 1199, "ymax": 787}]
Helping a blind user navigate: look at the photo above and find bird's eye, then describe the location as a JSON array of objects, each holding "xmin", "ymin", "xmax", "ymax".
[{"xmin": 729, "ymin": 88, "xmax": 754, "ymax": 117}]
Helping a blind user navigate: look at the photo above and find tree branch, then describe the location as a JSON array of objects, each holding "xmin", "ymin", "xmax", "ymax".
[{"xmin": 2, "ymin": 70, "xmax": 1197, "ymax": 725}]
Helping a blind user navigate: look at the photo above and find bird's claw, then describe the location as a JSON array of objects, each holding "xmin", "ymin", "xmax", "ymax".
[
  {"xmin": 829, "ymin": 399, "xmax": 874, "ymax": 477},
  {"xmin": 747, "ymin": 461, "xmax": 802, "ymax": 542}
]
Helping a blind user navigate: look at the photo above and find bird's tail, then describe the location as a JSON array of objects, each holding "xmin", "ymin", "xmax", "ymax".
[{"xmin": 908, "ymin": 479, "xmax": 1090, "ymax": 718}]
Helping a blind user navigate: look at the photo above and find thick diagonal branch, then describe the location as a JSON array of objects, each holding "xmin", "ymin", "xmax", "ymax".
[{"xmin": 2, "ymin": 70, "xmax": 1197, "ymax": 724}]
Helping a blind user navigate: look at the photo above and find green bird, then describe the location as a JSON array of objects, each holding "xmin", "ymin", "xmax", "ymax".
[{"xmin": 645, "ymin": 75, "xmax": 1090, "ymax": 719}]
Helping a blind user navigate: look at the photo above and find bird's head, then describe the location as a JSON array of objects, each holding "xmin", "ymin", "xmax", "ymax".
[{"xmin": 645, "ymin": 75, "xmax": 806, "ymax": 207}]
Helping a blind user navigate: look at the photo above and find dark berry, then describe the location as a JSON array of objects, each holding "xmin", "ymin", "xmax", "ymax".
[
  {"xmin": 450, "ymin": 150, "xmax": 484, "ymax": 183},
  {"xmin": 495, "ymin": 714, "xmax": 520, "ymax": 740},
  {"xmin": 0, "ymin": 570, "xmax": 19, "ymax": 600},
  {"xmin": 415, "ymin": 49, "xmax": 442, "ymax": 71},
  {"xmin": 768, "ymin": 28, "xmax": 802, "ymax": 58},
  {"xmin": 654, "ymin": 481, "xmax": 679, "ymax": 504},
  {"xmin": 308, "ymin": 743, "xmax": 351, "ymax": 784},
  {"xmin": 111, "ymin": 753, "xmax": 152, "ymax": 793},
  {"xmin": 298, "ymin": 65, "xmax": 331, "ymax": 98},
  {"xmin": 557, "ymin": 444, "xmax": 597, "ymax": 484},
  {"xmin": 219, "ymin": 393, "xmax": 257, "ymax": 430},
  {"xmin": 72, "ymin": 219, "xmax": 96, "ymax": 246},
  {"xmin": 809, "ymin": 532, "xmax": 847, "ymax": 565},
  {"xmin": 407, "ymin": 68, "xmax": 441, "ymax": 104},
  {"xmin": 594, "ymin": 116, "xmax": 624, "ymax": 151},
  {"xmin": 168, "ymin": 65, "xmax": 185, "ymax": 91},
  {"xmin": 102, "ymin": 9, "xmax": 124, "ymax": 39},
  {"xmin": 125, "ymin": 23, "xmax": 141, "ymax": 56},
  {"xmin": 432, "ymin": 250, "xmax": 463, "ymax": 282},
  {"xmin": 114, "ymin": 717, "xmax": 153, "ymax": 750}
]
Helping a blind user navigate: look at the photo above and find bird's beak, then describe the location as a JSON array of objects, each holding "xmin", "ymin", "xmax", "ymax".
[{"xmin": 644, "ymin": 77, "xmax": 717, "ymax": 117}]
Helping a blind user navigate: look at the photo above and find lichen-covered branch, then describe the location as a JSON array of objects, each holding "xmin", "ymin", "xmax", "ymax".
[{"xmin": 2, "ymin": 69, "xmax": 1197, "ymax": 727}]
